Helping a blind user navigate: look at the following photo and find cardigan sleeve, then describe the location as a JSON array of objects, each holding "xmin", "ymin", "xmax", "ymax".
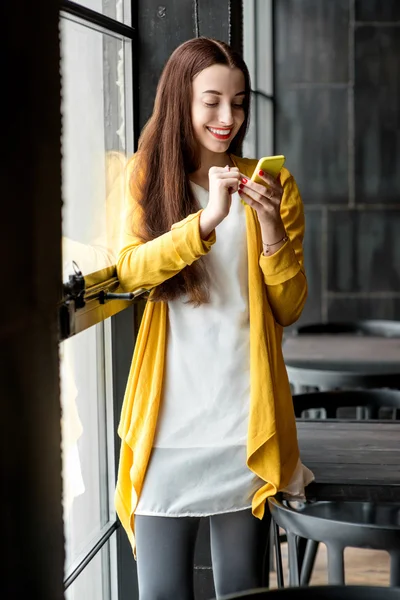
[
  {"xmin": 258, "ymin": 172, "xmax": 307, "ymax": 327},
  {"xmin": 116, "ymin": 161, "xmax": 215, "ymax": 293}
]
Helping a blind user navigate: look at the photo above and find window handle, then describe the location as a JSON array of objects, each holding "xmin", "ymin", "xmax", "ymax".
[{"xmin": 99, "ymin": 289, "xmax": 147, "ymax": 304}]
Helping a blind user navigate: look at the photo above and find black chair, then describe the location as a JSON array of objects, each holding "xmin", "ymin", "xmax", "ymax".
[
  {"xmin": 293, "ymin": 388, "xmax": 400, "ymax": 420},
  {"xmin": 216, "ymin": 586, "xmax": 400, "ymax": 600},
  {"xmin": 293, "ymin": 320, "xmax": 400, "ymax": 338},
  {"xmin": 268, "ymin": 497, "xmax": 400, "ymax": 587}
]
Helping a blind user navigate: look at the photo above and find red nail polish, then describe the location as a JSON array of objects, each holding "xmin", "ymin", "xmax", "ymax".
[
  {"xmin": 241, "ymin": 177, "xmax": 247, "ymax": 184},
  {"xmin": 239, "ymin": 183, "xmax": 244, "ymax": 190},
  {"xmin": 258, "ymin": 170, "xmax": 264, "ymax": 176}
]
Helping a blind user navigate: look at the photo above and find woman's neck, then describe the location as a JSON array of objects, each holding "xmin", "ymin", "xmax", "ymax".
[{"xmin": 190, "ymin": 149, "xmax": 234, "ymax": 189}]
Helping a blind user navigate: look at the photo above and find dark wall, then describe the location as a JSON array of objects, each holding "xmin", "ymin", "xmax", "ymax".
[
  {"xmin": 2, "ymin": 0, "xmax": 64, "ymax": 598},
  {"xmin": 136, "ymin": 0, "xmax": 242, "ymax": 130},
  {"xmin": 274, "ymin": 0, "xmax": 400, "ymax": 325}
]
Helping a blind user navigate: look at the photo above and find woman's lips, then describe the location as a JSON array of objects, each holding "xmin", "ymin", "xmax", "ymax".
[{"xmin": 206, "ymin": 127, "xmax": 232, "ymax": 141}]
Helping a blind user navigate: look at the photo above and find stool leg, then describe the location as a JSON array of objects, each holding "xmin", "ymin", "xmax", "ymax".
[
  {"xmin": 269, "ymin": 524, "xmax": 275, "ymax": 572},
  {"xmin": 263, "ymin": 523, "xmax": 270, "ymax": 589},
  {"xmin": 390, "ymin": 551, "xmax": 400, "ymax": 587},
  {"xmin": 297, "ymin": 537, "xmax": 308, "ymax": 573},
  {"xmin": 327, "ymin": 544, "xmax": 345, "ymax": 585},
  {"xmin": 287, "ymin": 532, "xmax": 300, "ymax": 586},
  {"xmin": 300, "ymin": 540, "xmax": 319, "ymax": 586},
  {"xmin": 272, "ymin": 521, "xmax": 284, "ymax": 589}
]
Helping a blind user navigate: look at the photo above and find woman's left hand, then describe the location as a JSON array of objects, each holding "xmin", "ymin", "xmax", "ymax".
[{"xmin": 238, "ymin": 170, "xmax": 283, "ymax": 227}]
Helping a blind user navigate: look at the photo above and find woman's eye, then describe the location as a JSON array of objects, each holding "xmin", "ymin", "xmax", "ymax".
[{"xmin": 203, "ymin": 101, "xmax": 244, "ymax": 108}]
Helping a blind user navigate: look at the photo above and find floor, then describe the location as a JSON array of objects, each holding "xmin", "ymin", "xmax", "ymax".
[{"xmin": 269, "ymin": 543, "xmax": 390, "ymax": 588}]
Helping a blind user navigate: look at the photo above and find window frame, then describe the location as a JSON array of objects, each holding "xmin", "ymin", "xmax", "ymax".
[{"xmin": 59, "ymin": 3, "xmax": 139, "ymax": 599}]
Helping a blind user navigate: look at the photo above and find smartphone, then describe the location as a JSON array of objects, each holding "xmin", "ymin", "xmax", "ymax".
[{"xmin": 251, "ymin": 155, "xmax": 285, "ymax": 185}]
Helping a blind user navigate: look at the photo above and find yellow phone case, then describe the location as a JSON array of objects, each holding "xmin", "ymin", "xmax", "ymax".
[{"xmin": 251, "ymin": 155, "xmax": 285, "ymax": 185}]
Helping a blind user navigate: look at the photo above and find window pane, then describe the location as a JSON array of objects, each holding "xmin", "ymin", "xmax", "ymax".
[
  {"xmin": 256, "ymin": 95, "xmax": 274, "ymax": 157},
  {"xmin": 255, "ymin": 0, "xmax": 273, "ymax": 96},
  {"xmin": 72, "ymin": 0, "xmax": 132, "ymax": 26},
  {"xmin": 65, "ymin": 534, "xmax": 118, "ymax": 600},
  {"xmin": 61, "ymin": 320, "xmax": 116, "ymax": 575},
  {"xmin": 60, "ymin": 16, "xmax": 134, "ymax": 282},
  {"xmin": 243, "ymin": 91, "xmax": 258, "ymax": 158}
]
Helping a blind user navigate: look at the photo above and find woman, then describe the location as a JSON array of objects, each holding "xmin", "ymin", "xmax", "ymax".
[{"xmin": 115, "ymin": 37, "xmax": 313, "ymax": 599}]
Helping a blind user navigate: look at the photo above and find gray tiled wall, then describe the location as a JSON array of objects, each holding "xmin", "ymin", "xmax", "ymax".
[{"xmin": 275, "ymin": 0, "xmax": 400, "ymax": 324}]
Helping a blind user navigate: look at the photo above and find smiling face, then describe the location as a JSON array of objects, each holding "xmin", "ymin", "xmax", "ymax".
[{"xmin": 191, "ymin": 64, "xmax": 246, "ymax": 157}]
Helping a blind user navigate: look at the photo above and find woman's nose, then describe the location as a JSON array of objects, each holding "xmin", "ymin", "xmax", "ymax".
[{"xmin": 218, "ymin": 103, "xmax": 233, "ymax": 125}]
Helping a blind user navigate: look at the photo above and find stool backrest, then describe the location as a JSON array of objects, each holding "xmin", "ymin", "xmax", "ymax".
[{"xmin": 293, "ymin": 389, "xmax": 400, "ymax": 419}]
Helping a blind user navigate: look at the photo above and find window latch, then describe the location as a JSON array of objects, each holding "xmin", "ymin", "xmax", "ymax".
[
  {"xmin": 63, "ymin": 261, "xmax": 86, "ymax": 308},
  {"xmin": 59, "ymin": 261, "xmax": 86, "ymax": 340}
]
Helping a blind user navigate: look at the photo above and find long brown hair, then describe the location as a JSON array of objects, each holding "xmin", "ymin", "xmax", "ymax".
[{"xmin": 131, "ymin": 37, "xmax": 251, "ymax": 304}]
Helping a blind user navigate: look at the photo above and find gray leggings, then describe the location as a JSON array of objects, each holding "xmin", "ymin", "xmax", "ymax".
[{"xmin": 135, "ymin": 509, "xmax": 271, "ymax": 600}]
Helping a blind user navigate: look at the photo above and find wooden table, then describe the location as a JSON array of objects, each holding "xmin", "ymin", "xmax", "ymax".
[
  {"xmin": 297, "ymin": 420, "xmax": 400, "ymax": 503},
  {"xmin": 283, "ymin": 335, "xmax": 400, "ymax": 389}
]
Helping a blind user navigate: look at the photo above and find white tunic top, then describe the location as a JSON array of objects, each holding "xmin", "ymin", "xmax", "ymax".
[{"xmin": 135, "ymin": 184, "xmax": 313, "ymax": 517}]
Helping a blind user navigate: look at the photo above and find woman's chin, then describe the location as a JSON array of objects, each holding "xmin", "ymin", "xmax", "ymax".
[{"xmin": 199, "ymin": 139, "xmax": 231, "ymax": 154}]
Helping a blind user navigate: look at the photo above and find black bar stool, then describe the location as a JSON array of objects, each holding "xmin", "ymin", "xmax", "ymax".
[
  {"xmin": 216, "ymin": 586, "xmax": 400, "ymax": 599},
  {"xmin": 268, "ymin": 497, "xmax": 400, "ymax": 587}
]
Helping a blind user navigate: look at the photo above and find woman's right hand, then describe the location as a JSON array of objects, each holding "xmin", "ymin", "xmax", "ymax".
[{"xmin": 199, "ymin": 165, "xmax": 240, "ymax": 239}]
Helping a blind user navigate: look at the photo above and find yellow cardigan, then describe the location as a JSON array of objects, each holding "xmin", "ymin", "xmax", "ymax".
[{"xmin": 115, "ymin": 155, "xmax": 307, "ymax": 553}]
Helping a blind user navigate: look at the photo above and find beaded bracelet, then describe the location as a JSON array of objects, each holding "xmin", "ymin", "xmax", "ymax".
[{"xmin": 262, "ymin": 235, "xmax": 288, "ymax": 253}]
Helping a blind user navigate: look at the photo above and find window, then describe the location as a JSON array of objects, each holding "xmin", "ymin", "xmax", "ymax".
[
  {"xmin": 60, "ymin": 0, "xmax": 136, "ymax": 338},
  {"xmin": 61, "ymin": 322, "xmax": 115, "ymax": 581},
  {"xmin": 59, "ymin": 2, "xmax": 137, "ymax": 598},
  {"xmin": 243, "ymin": 0, "xmax": 274, "ymax": 158}
]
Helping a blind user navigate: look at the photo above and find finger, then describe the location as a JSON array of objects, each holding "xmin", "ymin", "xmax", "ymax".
[
  {"xmin": 240, "ymin": 171, "xmax": 281, "ymax": 193},
  {"xmin": 241, "ymin": 175, "xmax": 282, "ymax": 197},
  {"xmin": 224, "ymin": 164, "xmax": 239, "ymax": 173},
  {"xmin": 256, "ymin": 170, "xmax": 282, "ymax": 189},
  {"xmin": 237, "ymin": 188, "xmax": 259, "ymax": 209},
  {"xmin": 209, "ymin": 166, "xmax": 233, "ymax": 175},
  {"xmin": 221, "ymin": 177, "xmax": 241, "ymax": 189},
  {"xmin": 217, "ymin": 171, "xmax": 241, "ymax": 180},
  {"xmin": 238, "ymin": 182, "xmax": 279, "ymax": 207}
]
